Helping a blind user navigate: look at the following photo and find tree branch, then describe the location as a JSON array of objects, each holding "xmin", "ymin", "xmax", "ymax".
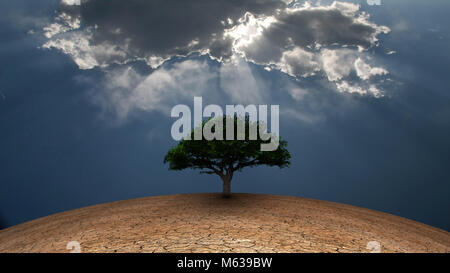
[{"xmin": 233, "ymin": 158, "xmax": 259, "ymax": 171}]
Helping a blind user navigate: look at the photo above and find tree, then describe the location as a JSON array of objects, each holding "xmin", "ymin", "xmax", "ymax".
[{"xmin": 164, "ymin": 116, "xmax": 291, "ymax": 198}]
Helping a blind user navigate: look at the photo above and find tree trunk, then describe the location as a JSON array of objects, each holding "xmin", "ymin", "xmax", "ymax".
[{"xmin": 221, "ymin": 174, "xmax": 232, "ymax": 198}]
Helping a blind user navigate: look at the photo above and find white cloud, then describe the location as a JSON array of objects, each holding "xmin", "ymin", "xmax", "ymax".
[
  {"xmin": 219, "ymin": 55, "xmax": 264, "ymax": 104},
  {"xmin": 61, "ymin": 0, "xmax": 81, "ymax": 6},
  {"xmin": 43, "ymin": 30, "xmax": 128, "ymax": 69},
  {"xmin": 336, "ymin": 81, "xmax": 383, "ymax": 98},
  {"xmin": 43, "ymin": 13, "xmax": 80, "ymax": 38},
  {"xmin": 386, "ymin": 50, "xmax": 396, "ymax": 55},
  {"xmin": 354, "ymin": 57, "xmax": 388, "ymax": 80},
  {"xmin": 94, "ymin": 60, "xmax": 216, "ymax": 119},
  {"xmin": 221, "ymin": 1, "xmax": 390, "ymax": 96},
  {"xmin": 281, "ymin": 107, "xmax": 324, "ymax": 124},
  {"xmin": 287, "ymin": 86, "xmax": 308, "ymax": 101},
  {"xmin": 224, "ymin": 12, "xmax": 276, "ymax": 60},
  {"xmin": 319, "ymin": 50, "xmax": 388, "ymax": 97},
  {"xmin": 320, "ymin": 49, "xmax": 356, "ymax": 82},
  {"xmin": 277, "ymin": 47, "xmax": 320, "ymax": 77}
]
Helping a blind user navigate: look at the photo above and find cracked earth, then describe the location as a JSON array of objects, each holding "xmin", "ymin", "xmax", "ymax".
[{"xmin": 0, "ymin": 193, "xmax": 449, "ymax": 253}]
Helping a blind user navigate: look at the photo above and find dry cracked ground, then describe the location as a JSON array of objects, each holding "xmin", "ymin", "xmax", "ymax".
[{"xmin": 0, "ymin": 193, "xmax": 449, "ymax": 253}]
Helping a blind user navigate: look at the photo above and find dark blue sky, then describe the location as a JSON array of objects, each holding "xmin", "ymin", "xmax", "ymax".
[{"xmin": 1, "ymin": 0, "xmax": 449, "ymax": 231}]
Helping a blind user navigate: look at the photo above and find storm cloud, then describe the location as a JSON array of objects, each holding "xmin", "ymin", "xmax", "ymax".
[{"xmin": 44, "ymin": 0, "xmax": 285, "ymax": 67}]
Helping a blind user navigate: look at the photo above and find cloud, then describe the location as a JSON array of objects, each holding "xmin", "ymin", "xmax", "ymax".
[
  {"xmin": 320, "ymin": 48, "xmax": 356, "ymax": 82},
  {"xmin": 61, "ymin": 0, "xmax": 81, "ymax": 6},
  {"xmin": 44, "ymin": 0, "xmax": 284, "ymax": 67},
  {"xmin": 43, "ymin": 0, "xmax": 392, "ymax": 101},
  {"xmin": 277, "ymin": 47, "xmax": 320, "ymax": 77},
  {"xmin": 224, "ymin": 1, "xmax": 390, "ymax": 95},
  {"xmin": 92, "ymin": 60, "xmax": 217, "ymax": 120},
  {"xmin": 335, "ymin": 81, "xmax": 383, "ymax": 97},
  {"xmin": 286, "ymin": 86, "xmax": 309, "ymax": 101},
  {"xmin": 43, "ymin": 29, "xmax": 128, "ymax": 69},
  {"xmin": 392, "ymin": 20, "xmax": 409, "ymax": 33},
  {"xmin": 228, "ymin": 1, "xmax": 389, "ymax": 65},
  {"xmin": 354, "ymin": 57, "xmax": 388, "ymax": 80},
  {"xmin": 43, "ymin": 12, "xmax": 80, "ymax": 38},
  {"xmin": 219, "ymin": 55, "xmax": 266, "ymax": 104},
  {"xmin": 281, "ymin": 107, "xmax": 324, "ymax": 123},
  {"xmin": 92, "ymin": 56, "xmax": 327, "ymax": 125}
]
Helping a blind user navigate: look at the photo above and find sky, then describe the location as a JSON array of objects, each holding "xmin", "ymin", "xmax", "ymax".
[{"xmin": 0, "ymin": 0, "xmax": 449, "ymax": 231}]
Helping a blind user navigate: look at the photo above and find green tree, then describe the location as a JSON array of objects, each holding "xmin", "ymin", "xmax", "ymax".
[{"xmin": 164, "ymin": 116, "xmax": 291, "ymax": 198}]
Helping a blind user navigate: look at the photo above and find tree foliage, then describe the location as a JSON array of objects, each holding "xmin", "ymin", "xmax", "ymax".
[{"xmin": 164, "ymin": 116, "xmax": 291, "ymax": 197}]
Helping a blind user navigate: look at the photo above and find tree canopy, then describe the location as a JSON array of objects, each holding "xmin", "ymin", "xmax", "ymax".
[{"xmin": 164, "ymin": 116, "xmax": 291, "ymax": 197}]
